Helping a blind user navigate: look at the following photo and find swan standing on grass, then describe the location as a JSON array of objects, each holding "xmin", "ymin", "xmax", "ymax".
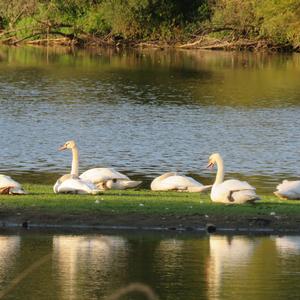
[
  {"xmin": 0, "ymin": 175, "xmax": 26, "ymax": 194},
  {"xmin": 151, "ymin": 172, "xmax": 211, "ymax": 192},
  {"xmin": 274, "ymin": 180, "xmax": 300, "ymax": 200},
  {"xmin": 54, "ymin": 141, "xmax": 99, "ymax": 194},
  {"xmin": 207, "ymin": 153, "xmax": 260, "ymax": 204}
]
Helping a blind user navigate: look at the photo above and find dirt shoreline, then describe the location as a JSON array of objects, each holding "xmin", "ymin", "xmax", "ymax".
[
  {"xmin": 1, "ymin": 209, "xmax": 299, "ymax": 234},
  {"xmin": 1, "ymin": 35, "xmax": 299, "ymax": 52}
]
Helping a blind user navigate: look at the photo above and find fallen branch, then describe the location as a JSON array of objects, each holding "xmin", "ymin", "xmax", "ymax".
[{"xmin": 26, "ymin": 37, "xmax": 71, "ymax": 45}]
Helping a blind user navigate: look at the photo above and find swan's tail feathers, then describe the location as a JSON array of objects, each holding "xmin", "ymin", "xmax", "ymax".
[
  {"xmin": 112, "ymin": 180, "xmax": 142, "ymax": 190},
  {"xmin": 123, "ymin": 180, "xmax": 142, "ymax": 189},
  {"xmin": 98, "ymin": 179, "xmax": 142, "ymax": 190},
  {"xmin": 187, "ymin": 185, "xmax": 212, "ymax": 193}
]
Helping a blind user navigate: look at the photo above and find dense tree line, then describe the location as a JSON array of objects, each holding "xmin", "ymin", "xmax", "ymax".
[{"xmin": 0, "ymin": 0, "xmax": 299, "ymax": 51}]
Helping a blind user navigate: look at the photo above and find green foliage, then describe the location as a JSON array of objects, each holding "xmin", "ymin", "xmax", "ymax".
[
  {"xmin": 95, "ymin": 0, "xmax": 210, "ymax": 39},
  {"xmin": 211, "ymin": 0, "xmax": 300, "ymax": 48},
  {"xmin": 211, "ymin": 0, "xmax": 260, "ymax": 38},
  {"xmin": 14, "ymin": 16, "xmax": 39, "ymax": 39},
  {"xmin": 0, "ymin": 0, "xmax": 298, "ymax": 49},
  {"xmin": 0, "ymin": 0, "xmax": 37, "ymax": 28},
  {"xmin": 256, "ymin": 0, "xmax": 300, "ymax": 47}
]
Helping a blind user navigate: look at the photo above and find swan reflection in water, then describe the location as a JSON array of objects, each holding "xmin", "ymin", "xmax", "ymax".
[
  {"xmin": 0, "ymin": 236, "xmax": 20, "ymax": 286},
  {"xmin": 53, "ymin": 235, "xmax": 127, "ymax": 299},
  {"xmin": 275, "ymin": 236, "xmax": 300, "ymax": 255},
  {"xmin": 206, "ymin": 235, "xmax": 258, "ymax": 300}
]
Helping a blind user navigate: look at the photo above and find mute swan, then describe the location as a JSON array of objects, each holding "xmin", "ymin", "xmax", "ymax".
[
  {"xmin": 58, "ymin": 140, "xmax": 141, "ymax": 191},
  {"xmin": 54, "ymin": 140, "xmax": 99, "ymax": 194},
  {"xmin": 0, "ymin": 175, "xmax": 26, "ymax": 194},
  {"xmin": 151, "ymin": 172, "xmax": 211, "ymax": 192},
  {"xmin": 80, "ymin": 168, "xmax": 141, "ymax": 190},
  {"xmin": 274, "ymin": 180, "xmax": 300, "ymax": 200},
  {"xmin": 207, "ymin": 153, "xmax": 260, "ymax": 204}
]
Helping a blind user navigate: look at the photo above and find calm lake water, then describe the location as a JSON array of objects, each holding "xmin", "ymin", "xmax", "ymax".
[
  {"xmin": 0, "ymin": 230, "xmax": 299, "ymax": 300},
  {"xmin": 1, "ymin": 46, "xmax": 300, "ymax": 192}
]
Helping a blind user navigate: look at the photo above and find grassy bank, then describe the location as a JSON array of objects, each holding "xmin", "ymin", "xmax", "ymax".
[
  {"xmin": 0, "ymin": 1, "xmax": 299, "ymax": 52},
  {"xmin": 0, "ymin": 184, "xmax": 300, "ymax": 232}
]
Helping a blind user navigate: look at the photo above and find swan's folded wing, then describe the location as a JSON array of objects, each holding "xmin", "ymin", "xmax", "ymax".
[
  {"xmin": 275, "ymin": 180, "xmax": 300, "ymax": 199},
  {"xmin": 164, "ymin": 175, "xmax": 203, "ymax": 188},
  {"xmin": 57, "ymin": 178, "xmax": 99, "ymax": 194},
  {"xmin": 152, "ymin": 175, "xmax": 204, "ymax": 191},
  {"xmin": 0, "ymin": 175, "xmax": 21, "ymax": 189},
  {"xmin": 80, "ymin": 168, "xmax": 129, "ymax": 183},
  {"xmin": 151, "ymin": 172, "xmax": 177, "ymax": 190},
  {"xmin": 221, "ymin": 179, "xmax": 256, "ymax": 192},
  {"xmin": 276, "ymin": 180, "xmax": 300, "ymax": 191}
]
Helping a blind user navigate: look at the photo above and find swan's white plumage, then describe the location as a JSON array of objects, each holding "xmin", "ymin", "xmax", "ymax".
[
  {"xmin": 80, "ymin": 168, "xmax": 141, "ymax": 190},
  {"xmin": 104, "ymin": 179, "xmax": 142, "ymax": 190},
  {"xmin": 56, "ymin": 140, "xmax": 141, "ymax": 192},
  {"xmin": 0, "ymin": 175, "xmax": 26, "ymax": 194},
  {"xmin": 54, "ymin": 140, "xmax": 100, "ymax": 194},
  {"xmin": 274, "ymin": 180, "xmax": 300, "ymax": 200},
  {"xmin": 80, "ymin": 168, "xmax": 129, "ymax": 183},
  {"xmin": 151, "ymin": 172, "xmax": 211, "ymax": 192},
  {"xmin": 208, "ymin": 153, "xmax": 259, "ymax": 204},
  {"xmin": 54, "ymin": 177, "xmax": 99, "ymax": 194},
  {"xmin": 211, "ymin": 179, "xmax": 257, "ymax": 204}
]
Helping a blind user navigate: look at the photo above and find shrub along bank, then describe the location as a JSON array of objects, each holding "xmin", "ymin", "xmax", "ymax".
[{"xmin": 0, "ymin": 0, "xmax": 299, "ymax": 51}]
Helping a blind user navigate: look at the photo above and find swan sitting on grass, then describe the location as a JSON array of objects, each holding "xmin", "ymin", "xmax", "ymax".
[
  {"xmin": 207, "ymin": 153, "xmax": 260, "ymax": 204},
  {"xmin": 274, "ymin": 180, "xmax": 300, "ymax": 200},
  {"xmin": 54, "ymin": 141, "xmax": 99, "ymax": 194},
  {"xmin": 80, "ymin": 167, "xmax": 142, "ymax": 190},
  {"xmin": 56, "ymin": 140, "xmax": 141, "ymax": 191},
  {"xmin": 151, "ymin": 172, "xmax": 211, "ymax": 192},
  {"xmin": 0, "ymin": 175, "xmax": 26, "ymax": 194}
]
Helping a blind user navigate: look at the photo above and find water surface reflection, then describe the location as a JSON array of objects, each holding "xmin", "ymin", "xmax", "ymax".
[{"xmin": 0, "ymin": 231, "xmax": 299, "ymax": 300}]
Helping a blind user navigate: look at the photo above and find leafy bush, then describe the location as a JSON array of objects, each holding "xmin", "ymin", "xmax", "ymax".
[{"xmin": 0, "ymin": 0, "xmax": 298, "ymax": 49}]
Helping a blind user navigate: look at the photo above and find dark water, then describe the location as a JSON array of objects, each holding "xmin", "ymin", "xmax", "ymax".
[
  {"xmin": 0, "ymin": 230, "xmax": 299, "ymax": 300},
  {"xmin": 1, "ymin": 46, "xmax": 300, "ymax": 192}
]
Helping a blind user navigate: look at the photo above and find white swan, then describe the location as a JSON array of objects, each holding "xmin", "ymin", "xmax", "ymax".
[
  {"xmin": 151, "ymin": 172, "xmax": 211, "ymax": 192},
  {"xmin": 54, "ymin": 141, "xmax": 99, "ymax": 194},
  {"xmin": 274, "ymin": 180, "xmax": 300, "ymax": 200},
  {"xmin": 207, "ymin": 153, "xmax": 260, "ymax": 204},
  {"xmin": 0, "ymin": 175, "xmax": 26, "ymax": 194},
  {"xmin": 80, "ymin": 168, "xmax": 141, "ymax": 190},
  {"xmin": 57, "ymin": 140, "xmax": 141, "ymax": 191}
]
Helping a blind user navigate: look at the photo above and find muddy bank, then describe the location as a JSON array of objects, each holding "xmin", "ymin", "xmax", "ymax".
[
  {"xmin": 0, "ymin": 208, "xmax": 299, "ymax": 233},
  {"xmin": 1, "ymin": 34, "xmax": 299, "ymax": 53}
]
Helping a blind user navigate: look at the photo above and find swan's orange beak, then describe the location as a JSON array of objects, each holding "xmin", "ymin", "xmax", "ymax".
[{"xmin": 58, "ymin": 144, "xmax": 67, "ymax": 151}]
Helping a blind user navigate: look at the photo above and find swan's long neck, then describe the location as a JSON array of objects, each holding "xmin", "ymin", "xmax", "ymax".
[
  {"xmin": 214, "ymin": 156, "xmax": 224, "ymax": 185},
  {"xmin": 71, "ymin": 146, "xmax": 79, "ymax": 176}
]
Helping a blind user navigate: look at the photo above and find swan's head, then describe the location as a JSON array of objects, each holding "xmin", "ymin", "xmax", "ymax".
[
  {"xmin": 59, "ymin": 140, "xmax": 76, "ymax": 151},
  {"xmin": 207, "ymin": 153, "xmax": 222, "ymax": 169}
]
